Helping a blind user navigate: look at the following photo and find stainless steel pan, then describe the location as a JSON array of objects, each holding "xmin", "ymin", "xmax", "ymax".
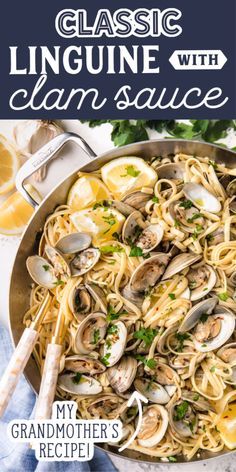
[{"xmin": 9, "ymin": 132, "xmax": 236, "ymax": 464}]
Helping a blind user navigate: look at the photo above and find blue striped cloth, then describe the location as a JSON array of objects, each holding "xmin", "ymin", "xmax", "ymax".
[{"xmin": 0, "ymin": 325, "xmax": 117, "ymax": 472}]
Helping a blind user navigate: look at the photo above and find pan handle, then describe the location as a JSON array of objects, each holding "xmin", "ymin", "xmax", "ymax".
[{"xmin": 15, "ymin": 132, "xmax": 97, "ymax": 208}]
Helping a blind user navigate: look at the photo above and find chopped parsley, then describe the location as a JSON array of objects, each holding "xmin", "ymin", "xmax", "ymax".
[
  {"xmin": 112, "ymin": 232, "xmax": 121, "ymax": 241},
  {"xmin": 174, "ymin": 401, "xmax": 189, "ymax": 421},
  {"xmin": 175, "ymin": 332, "xmax": 191, "ymax": 352},
  {"xmin": 93, "ymin": 200, "xmax": 111, "ymax": 210},
  {"xmin": 206, "ymin": 233, "xmax": 214, "ymax": 242},
  {"xmin": 152, "ymin": 196, "xmax": 159, "ymax": 203},
  {"xmin": 135, "ymin": 355, "xmax": 157, "ymax": 370},
  {"xmin": 193, "ymin": 393, "xmax": 200, "ymax": 401},
  {"xmin": 92, "ymin": 329, "xmax": 100, "ymax": 345},
  {"xmin": 179, "ymin": 200, "xmax": 193, "ymax": 209},
  {"xmin": 101, "ymin": 353, "xmax": 111, "ymax": 366},
  {"xmin": 201, "ymin": 343, "xmax": 207, "ymax": 348},
  {"xmin": 200, "ymin": 313, "xmax": 209, "ymax": 323},
  {"xmin": 168, "ymin": 456, "xmax": 177, "ymax": 463},
  {"xmin": 42, "ymin": 264, "xmax": 50, "ymax": 271},
  {"xmin": 107, "ymin": 324, "xmax": 119, "ymax": 335},
  {"xmin": 127, "ymin": 406, "xmax": 138, "ymax": 418},
  {"xmin": 129, "ymin": 246, "xmax": 144, "ymax": 257},
  {"xmin": 174, "ymin": 218, "xmax": 181, "ymax": 228},
  {"xmin": 218, "ymin": 292, "xmax": 229, "ymax": 301},
  {"xmin": 72, "ymin": 373, "xmax": 82, "ymax": 384},
  {"xmin": 53, "ymin": 279, "xmax": 65, "ymax": 287},
  {"xmin": 121, "ymin": 165, "xmax": 141, "ymax": 178},
  {"xmin": 133, "ymin": 327, "xmax": 158, "ymax": 347},
  {"xmin": 106, "ymin": 305, "xmax": 120, "ymax": 322},
  {"xmin": 100, "ymin": 245, "xmax": 123, "ymax": 254},
  {"xmin": 102, "ymin": 213, "xmax": 117, "ymax": 233},
  {"xmin": 187, "ymin": 213, "xmax": 204, "ymax": 223},
  {"xmin": 168, "ymin": 293, "xmax": 176, "ymax": 300},
  {"xmin": 210, "ymin": 365, "xmax": 216, "ymax": 373}
]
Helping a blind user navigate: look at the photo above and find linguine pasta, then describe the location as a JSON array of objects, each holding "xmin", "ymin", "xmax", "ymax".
[{"xmin": 24, "ymin": 153, "xmax": 236, "ymax": 462}]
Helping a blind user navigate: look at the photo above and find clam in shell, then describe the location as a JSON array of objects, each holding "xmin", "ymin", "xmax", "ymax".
[
  {"xmin": 217, "ymin": 342, "xmax": 236, "ymax": 385},
  {"xmin": 169, "ymin": 400, "xmax": 198, "ymax": 438},
  {"xmin": 187, "ymin": 264, "xmax": 217, "ymax": 301},
  {"xmin": 137, "ymin": 405, "xmax": 169, "ymax": 447},
  {"xmin": 134, "ymin": 378, "xmax": 170, "ymax": 404},
  {"xmin": 70, "ymin": 248, "xmax": 100, "ymax": 276},
  {"xmin": 107, "ymin": 356, "xmax": 137, "ymax": 393},
  {"xmin": 74, "ymin": 312, "xmax": 107, "ymax": 354},
  {"xmin": 26, "ymin": 255, "xmax": 57, "ymax": 289},
  {"xmin": 130, "ymin": 253, "xmax": 170, "ymax": 292},
  {"xmin": 45, "ymin": 245, "xmax": 71, "ymax": 278},
  {"xmin": 55, "ymin": 232, "xmax": 92, "ymax": 254},
  {"xmin": 183, "ymin": 183, "xmax": 221, "ymax": 213},
  {"xmin": 162, "ymin": 253, "xmax": 202, "ymax": 281},
  {"xmin": 58, "ymin": 373, "xmax": 102, "ymax": 395},
  {"xmin": 64, "ymin": 355, "xmax": 106, "ymax": 375},
  {"xmin": 102, "ymin": 321, "xmax": 128, "ymax": 367}
]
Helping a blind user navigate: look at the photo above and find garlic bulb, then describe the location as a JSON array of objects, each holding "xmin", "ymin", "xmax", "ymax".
[{"xmin": 13, "ymin": 120, "xmax": 64, "ymax": 182}]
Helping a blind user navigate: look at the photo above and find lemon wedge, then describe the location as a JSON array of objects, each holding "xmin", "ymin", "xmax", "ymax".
[
  {"xmin": 101, "ymin": 157, "xmax": 157, "ymax": 199},
  {"xmin": 70, "ymin": 206, "xmax": 125, "ymax": 245},
  {"xmin": 67, "ymin": 175, "xmax": 111, "ymax": 210},
  {"xmin": 0, "ymin": 185, "xmax": 41, "ymax": 235},
  {"xmin": 217, "ymin": 403, "xmax": 236, "ymax": 449},
  {"xmin": 0, "ymin": 135, "xmax": 19, "ymax": 195}
]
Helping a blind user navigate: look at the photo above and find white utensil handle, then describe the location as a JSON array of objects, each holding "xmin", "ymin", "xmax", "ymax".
[
  {"xmin": 15, "ymin": 132, "xmax": 96, "ymax": 208},
  {"xmin": 0, "ymin": 327, "xmax": 38, "ymax": 417},
  {"xmin": 35, "ymin": 343, "xmax": 62, "ymax": 420}
]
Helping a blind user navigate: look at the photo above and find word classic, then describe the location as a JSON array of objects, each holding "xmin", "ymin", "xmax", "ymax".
[{"xmin": 55, "ymin": 8, "xmax": 182, "ymax": 38}]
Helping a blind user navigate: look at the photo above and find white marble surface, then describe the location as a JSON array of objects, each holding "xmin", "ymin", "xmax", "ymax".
[{"xmin": 0, "ymin": 120, "xmax": 236, "ymax": 472}]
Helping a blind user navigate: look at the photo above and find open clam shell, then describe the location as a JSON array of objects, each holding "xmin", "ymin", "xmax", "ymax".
[
  {"xmin": 122, "ymin": 191, "xmax": 151, "ymax": 212},
  {"xmin": 74, "ymin": 312, "xmax": 107, "ymax": 354},
  {"xmin": 107, "ymin": 356, "xmax": 137, "ymax": 393},
  {"xmin": 58, "ymin": 373, "xmax": 102, "ymax": 395},
  {"xmin": 130, "ymin": 253, "xmax": 169, "ymax": 292},
  {"xmin": 181, "ymin": 389, "xmax": 215, "ymax": 412},
  {"xmin": 121, "ymin": 285, "xmax": 144, "ymax": 309},
  {"xmin": 178, "ymin": 297, "xmax": 218, "ymax": 333},
  {"xmin": 193, "ymin": 310, "xmax": 235, "ymax": 352},
  {"xmin": 169, "ymin": 200, "xmax": 205, "ymax": 233},
  {"xmin": 226, "ymin": 178, "xmax": 236, "ymax": 197},
  {"xmin": 137, "ymin": 405, "xmax": 169, "ymax": 447},
  {"xmin": 217, "ymin": 342, "xmax": 236, "ymax": 384},
  {"xmin": 162, "ymin": 253, "xmax": 201, "ymax": 281},
  {"xmin": 64, "ymin": 355, "xmax": 106, "ymax": 375},
  {"xmin": 103, "ymin": 321, "xmax": 127, "ymax": 367},
  {"xmin": 85, "ymin": 283, "xmax": 107, "ymax": 313},
  {"xmin": 55, "ymin": 232, "xmax": 91, "ymax": 254},
  {"xmin": 187, "ymin": 264, "xmax": 217, "ymax": 301},
  {"xmin": 26, "ymin": 255, "xmax": 57, "ymax": 289},
  {"xmin": 45, "ymin": 245, "xmax": 71, "ymax": 277},
  {"xmin": 70, "ymin": 248, "xmax": 100, "ymax": 276},
  {"xmin": 149, "ymin": 356, "xmax": 179, "ymax": 386},
  {"xmin": 122, "ymin": 210, "xmax": 145, "ymax": 245},
  {"xmin": 169, "ymin": 401, "xmax": 198, "ymax": 438},
  {"xmin": 134, "ymin": 378, "xmax": 170, "ymax": 404},
  {"xmin": 183, "ymin": 183, "xmax": 221, "ymax": 213},
  {"xmin": 156, "ymin": 163, "xmax": 185, "ymax": 180},
  {"xmin": 136, "ymin": 224, "xmax": 164, "ymax": 254},
  {"xmin": 68, "ymin": 284, "xmax": 91, "ymax": 315}
]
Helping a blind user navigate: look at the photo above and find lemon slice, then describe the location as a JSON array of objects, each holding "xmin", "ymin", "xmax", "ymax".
[
  {"xmin": 0, "ymin": 185, "xmax": 41, "ymax": 235},
  {"xmin": 101, "ymin": 157, "xmax": 157, "ymax": 199},
  {"xmin": 67, "ymin": 175, "xmax": 111, "ymax": 210},
  {"xmin": 70, "ymin": 206, "xmax": 125, "ymax": 245},
  {"xmin": 217, "ymin": 403, "xmax": 236, "ymax": 449},
  {"xmin": 0, "ymin": 135, "xmax": 19, "ymax": 195}
]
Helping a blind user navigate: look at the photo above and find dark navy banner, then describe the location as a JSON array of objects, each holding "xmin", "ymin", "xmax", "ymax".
[{"xmin": 1, "ymin": 0, "xmax": 236, "ymax": 118}]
